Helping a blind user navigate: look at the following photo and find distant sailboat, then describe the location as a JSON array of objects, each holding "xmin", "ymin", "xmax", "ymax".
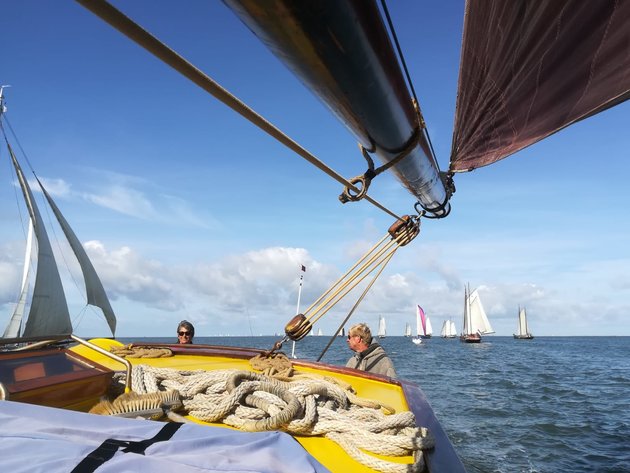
[
  {"xmin": 411, "ymin": 306, "xmax": 425, "ymax": 345},
  {"xmin": 377, "ymin": 316, "xmax": 386, "ymax": 339},
  {"xmin": 417, "ymin": 305, "xmax": 432, "ymax": 339},
  {"xmin": 460, "ymin": 285, "xmax": 494, "ymax": 343},
  {"xmin": 404, "ymin": 323, "xmax": 411, "ymax": 337},
  {"xmin": 440, "ymin": 319, "xmax": 457, "ymax": 338},
  {"xmin": 337, "ymin": 327, "xmax": 345, "ymax": 337},
  {"xmin": 513, "ymin": 306, "xmax": 534, "ymax": 339},
  {"xmin": 317, "ymin": 328, "xmax": 323, "ymax": 336}
]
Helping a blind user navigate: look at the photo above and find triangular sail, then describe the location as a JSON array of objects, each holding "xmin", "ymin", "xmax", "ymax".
[
  {"xmin": 449, "ymin": 320, "xmax": 457, "ymax": 336},
  {"xmin": 416, "ymin": 306, "xmax": 424, "ymax": 336},
  {"xmin": 468, "ymin": 289, "xmax": 494, "ymax": 335},
  {"xmin": 440, "ymin": 320, "xmax": 451, "ymax": 338},
  {"xmin": 462, "ymin": 285, "xmax": 471, "ymax": 335},
  {"xmin": 425, "ymin": 316, "xmax": 433, "ymax": 336},
  {"xmin": 517, "ymin": 306, "xmax": 528, "ymax": 336},
  {"xmin": 8, "ymin": 145, "xmax": 72, "ymax": 337},
  {"xmin": 450, "ymin": 0, "xmax": 630, "ymax": 172},
  {"xmin": 417, "ymin": 305, "xmax": 426, "ymax": 335},
  {"xmin": 404, "ymin": 323, "xmax": 411, "ymax": 337},
  {"xmin": 38, "ymin": 178, "xmax": 117, "ymax": 336},
  {"xmin": 378, "ymin": 316, "xmax": 386, "ymax": 337},
  {"xmin": 3, "ymin": 219, "xmax": 33, "ymax": 338}
]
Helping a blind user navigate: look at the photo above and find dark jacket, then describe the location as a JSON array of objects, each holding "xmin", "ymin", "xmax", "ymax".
[{"xmin": 346, "ymin": 342, "xmax": 397, "ymax": 378}]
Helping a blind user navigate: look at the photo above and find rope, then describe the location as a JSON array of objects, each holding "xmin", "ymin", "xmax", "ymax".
[
  {"xmin": 301, "ymin": 217, "xmax": 419, "ymax": 328},
  {"xmin": 121, "ymin": 363, "xmax": 433, "ymax": 472},
  {"xmin": 110, "ymin": 343, "xmax": 173, "ymax": 358},
  {"xmin": 76, "ymin": 0, "xmax": 403, "ymax": 222}
]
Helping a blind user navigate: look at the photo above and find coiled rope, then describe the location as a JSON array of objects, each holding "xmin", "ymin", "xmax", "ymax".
[
  {"xmin": 126, "ymin": 363, "xmax": 433, "ymax": 473},
  {"xmin": 110, "ymin": 343, "xmax": 173, "ymax": 358}
]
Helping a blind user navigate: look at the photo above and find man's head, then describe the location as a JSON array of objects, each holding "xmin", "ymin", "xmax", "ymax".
[
  {"xmin": 177, "ymin": 320, "xmax": 195, "ymax": 344},
  {"xmin": 346, "ymin": 323, "xmax": 372, "ymax": 352}
]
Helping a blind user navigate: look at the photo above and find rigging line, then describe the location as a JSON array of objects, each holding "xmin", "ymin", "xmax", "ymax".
[
  {"xmin": 305, "ymin": 235, "xmax": 403, "ymax": 325},
  {"xmin": 76, "ymin": 0, "xmax": 403, "ymax": 222},
  {"xmin": 304, "ymin": 224, "xmax": 416, "ymax": 325},
  {"xmin": 316, "ymin": 251, "xmax": 394, "ymax": 362},
  {"xmin": 1, "ymin": 114, "xmax": 39, "ymax": 178},
  {"xmin": 379, "ymin": 0, "xmax": 440, "ymax": 167}
]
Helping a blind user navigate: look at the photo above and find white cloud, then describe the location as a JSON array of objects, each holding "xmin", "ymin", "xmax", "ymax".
[{"xmin": 84, "ymin": 240, "xmax": 181, "ymax": 311}]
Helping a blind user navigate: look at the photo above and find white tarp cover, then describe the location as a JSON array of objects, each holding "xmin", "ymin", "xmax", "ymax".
[{"xmin": 0, "ymin": 400, "xmax": 330, "ymax": 473}]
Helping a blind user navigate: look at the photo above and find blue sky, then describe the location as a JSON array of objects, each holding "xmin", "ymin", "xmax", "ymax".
[{"xmin": 1, "ymin": 1, "xmax": 629, "ymax": 338}]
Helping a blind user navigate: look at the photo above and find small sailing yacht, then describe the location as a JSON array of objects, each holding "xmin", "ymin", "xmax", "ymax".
[
  {"xmin": 460, "ymin": 285, "xmax": 494, "ymax": 343},
  {"xmin": 417, "ymin": 305, "xmax": 433, "ymax": 339},
  {"xmin": 440, "ymin": 319, "xmax": 457, "ymax": 338},
  {"xmin": 377, "ymin": 316, "xmax": 386, "ymax": 338},
  {"xmin": 513, "ymin": 306, "xmax": 534, "ymax": 339},
  {"xmin": 412, "ymin": 305, "xmax": 428, "ymax": 345},
  {"xmin": 404, "ymin": 323, "xmax": 411, "ymax": 337}
]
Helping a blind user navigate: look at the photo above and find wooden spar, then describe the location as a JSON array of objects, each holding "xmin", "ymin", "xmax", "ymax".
[{"xmin": 224, "ymin": 0, "xmax": 450, "ymax": 216}]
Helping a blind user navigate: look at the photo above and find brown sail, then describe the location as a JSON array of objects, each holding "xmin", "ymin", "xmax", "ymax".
[{"xmin": 450, "ymin": 0, "xmax": 630, "ymax": 172}]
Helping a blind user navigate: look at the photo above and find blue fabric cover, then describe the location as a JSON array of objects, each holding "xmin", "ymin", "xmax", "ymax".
[{"xmin": 0, "ymin": 400, "xmax": 330, "ymax": 472}]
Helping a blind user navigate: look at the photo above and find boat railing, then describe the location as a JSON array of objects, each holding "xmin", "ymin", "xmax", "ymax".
[{"xmin": 70, "ymin": 335, "xmax": 132, "ymax": 392}]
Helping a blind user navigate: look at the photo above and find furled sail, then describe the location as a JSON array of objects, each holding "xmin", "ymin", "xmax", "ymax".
[
  {"xmin": 2, "ymin": 220, "xmax": 33, "ymax": 338},
  {"xmin": 450, "ymin": 0, "xmax": 630, "ymax": 172},
  {"xmin": 8, "ymin": 146, "xmax": 72, "ymax": 337},
  {"xmin": 38, "ymin": 178, "xmax": 117, "ymax": 336}
]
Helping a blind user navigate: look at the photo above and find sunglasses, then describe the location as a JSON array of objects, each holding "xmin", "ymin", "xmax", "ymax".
[{"xmin": 178, "ymin": 331, "xmax": 191, "ymax": 336}]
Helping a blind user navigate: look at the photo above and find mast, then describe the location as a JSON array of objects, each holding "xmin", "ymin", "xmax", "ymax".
[{"xmin": 291, "ymin": 264, "xmax": 306, "ymax": 358}]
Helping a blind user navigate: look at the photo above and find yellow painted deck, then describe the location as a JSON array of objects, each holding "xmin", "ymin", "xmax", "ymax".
[{"xmin": 70, "ymin": 339, "xmax": 416, "ymax": 472}]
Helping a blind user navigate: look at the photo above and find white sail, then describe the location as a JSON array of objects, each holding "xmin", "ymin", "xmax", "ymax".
[
  {"xmin": 440, "ymin": 320, "xmax": 449, "ymax": 337},
  {"xmin": 317, "ymin": 328, "xmax": 323, "ymax": 336},
  {"xmin": 463, "ymin": 288, "xmax": 494, "ymax": 335},
  {"xmin": 449, "ymin": 320, "xmax": 457, "ymax": 336},
  {"xmin": 378, "ymin": 316, "xmax": 386, "ymax": 338},
  {"xmin": 3, "ymin": 219, "xmax": 33, "ymax": 338},
  {"xmin": 425, "ymin": 316, "xmax": 433, "ymax": 336},
  {"xmin": 440, "ymin": 319, "xmax": 457, "ymax": 338},
  {"xmin": 39, "ymin": 179, "xmax": 116, "ymax": 336},
  {"xmin": 9, "ymin": 146, "xmax": 72, "ymax": 337},
  {"xmin": 404, "ymin": 323, "xmax": 411, "ymax": 337},
  {"xmin": 515, "ymin": 306, "xmax": 532, "ymax": 337}
]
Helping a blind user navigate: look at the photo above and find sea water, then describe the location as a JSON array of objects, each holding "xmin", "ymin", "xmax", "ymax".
[{"xmin": 121, "ymin": 336, "xmax": 630, "ymax": 473}]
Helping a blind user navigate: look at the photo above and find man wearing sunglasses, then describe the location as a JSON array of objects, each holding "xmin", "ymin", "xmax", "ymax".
[
  {"xmin": 345, "ymin": 323, "xmax": 397, "ymax": 378},
  {"xmin": 176, "ymin": 320, "xmax": 195, "ymax": 344}
]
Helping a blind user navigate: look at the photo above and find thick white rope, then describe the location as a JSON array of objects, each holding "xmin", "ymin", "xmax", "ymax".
[{"xmin": 128, "ymin": 365, "xmax": 433, "ymax": 473}]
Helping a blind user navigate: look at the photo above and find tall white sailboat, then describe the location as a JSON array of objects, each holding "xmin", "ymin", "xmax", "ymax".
[
  {"xmin": 513, "ymin": 306, "xmax": 534, "ymax": 339},
  {"xmin": 440, "ymin": 319, "xmax": 457, "ymax": 338},
  {"xmin": 3, "ymin": 135, "xmax": 117, "ymax": 339},
  {"xmin": 460, "ymin": 285, "xmax": 494, "ymax": 343},
  {"xmin": 404, "ymin": 323, "xmax": 411, "ymax": 337},
  {"xmin": 377, "ymin": 315, "xmax": 386, "ymax": 339}
]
